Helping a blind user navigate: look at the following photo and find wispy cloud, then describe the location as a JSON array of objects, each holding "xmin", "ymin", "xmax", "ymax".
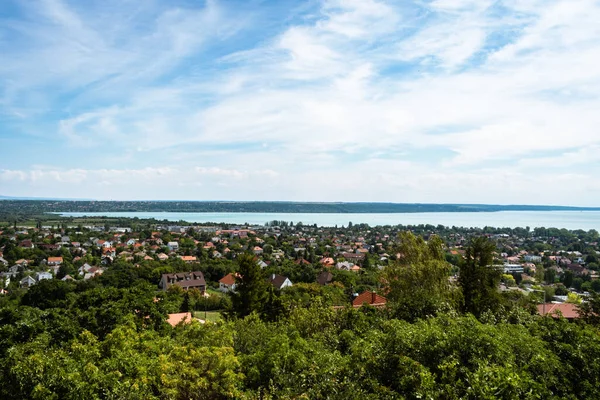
[{"xmin": 1, "ymin": 0, "xmax": 600, "ymax": 204}]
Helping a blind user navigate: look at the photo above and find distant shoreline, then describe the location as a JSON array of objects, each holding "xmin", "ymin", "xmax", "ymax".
[{"xmin": 2, "ymin": 200, "xmax": 600, "ymax": 214}]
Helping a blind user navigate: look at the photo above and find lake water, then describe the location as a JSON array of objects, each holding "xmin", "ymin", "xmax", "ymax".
[{"xmin": 57, "ymin": 211, "xmax": 600, "ymax": 231}]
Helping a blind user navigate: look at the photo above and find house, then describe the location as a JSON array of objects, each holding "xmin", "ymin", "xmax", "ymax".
[
  {"xmin": 167, "ymin": 242, "xmax": 179, "ymax": 251},
  {"xmin": 47, "ymin": 256, "xmax": 63, "ymax": 266},
  {"xmin": 253, "ymin": 246, "xmax": 263, "ymax": 255},
  {"xmin": 35, "ymin": 271, "xmax": 52, "ymax": 281},
  {"xmin": 524, "ymin": 255, "xmax": 542, "ymax": 263},
  {"xmin": 219, "ymin": 273, "xmax": 237, "ymax": 293},
  {"xmin": 84, "ymin": 267, "xmax": 104, "ymax": 280},
  {"xmin": 127, "ymin": 239, "xmax": 137, "ymax": 246},
  {"xmin": 160, "ymin": 271, "xmax": 206, "ymax": 293},
  {"xmin": 352, "ymin": 291, "xmax": 388, "ymax": 308},
  {"xmin": 0, "ymin": 257, "xmax": 8, "ymax": 266},
  {"xmin": 19, "ymin": 240, "xmax": 34, "ymax": 249},
  {"xmin": 342, "ymin": 252, "xmax": 365, "ymax": 262},
  {"xmin": 567, "ymin": 264, "xmax": 586, "ymax": 275},
  {"xmin": 61, "ymin": 275, "xmax": 74, "ymax": 281},
  {"xmin": 157, "ymin": 253, "xmax": 169, "ymax": 261},
  {"xmin": 316, "ymin": 271, "xmax": 333, "ymax": 286},
  {"xmin": 336, "ymin": 261, "xmax": 354, "ymax": 271},
  {"xmin": 502, "ymin": 264, "xmax": 524, "ymax": 274},
  {"xmin": 319, "ymin": 257, "xmax": 335, "ymax": 267},
  {"xmin": 78, "ymin": 263, "xmax": 94, "ymax": 276},
  {"xmin": 267, "ymin": 274, "xmax": 293, "ymax": 290},
  {"xmin": 179, "ymin": 255, "xmax": 197, "ymax": 263},
  {"xmin": 537, "ymin": 303, "xmax": 580, "ymax": 320},
  {"xmin": 20, "ymin": 276, "xmax": 36, "ymax": 288},
  {"xmin": 102, "ymin": 247, "xmax": 116, "ymax": 258}
]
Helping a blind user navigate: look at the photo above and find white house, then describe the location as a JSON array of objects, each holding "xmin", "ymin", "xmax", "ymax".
[
  {"xmin": 167, "ymin": 242, "xmax": 179, "ymax": 251},
  {"xmin": 268, "ymin": 274, "xmax": 293, "ymax": 290},
  {"xmin": 35, "ymin": 272, "xmax": 52, "ymax": 281},
  {"xmin": 219, "ymin": 273, "xmax": 237, "ymax": 293}
]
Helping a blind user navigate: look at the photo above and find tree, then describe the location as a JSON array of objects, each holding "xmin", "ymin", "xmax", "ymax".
[
  {"xmin": 578, "ymin": 291, "xmax": 600, "ymax": 325},
  {"xmin": 383, "ymin": 232, "xmax": 455, "ymax": 321},
  {"xmin": 227, "ymin": 253, "xmax": 269, "ymax": 319},
  {"xmin": 458, "ymin": 236, "xmax": 503, "ymax": 317}
]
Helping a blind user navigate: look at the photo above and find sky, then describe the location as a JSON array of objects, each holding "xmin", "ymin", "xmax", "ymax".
[{"xmin": 1, "ymin": 0, "xmax": 600, "ymax": 205}]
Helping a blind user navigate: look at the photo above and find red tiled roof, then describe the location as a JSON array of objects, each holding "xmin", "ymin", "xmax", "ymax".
[
  {"xmin": 352, "ymin": 291, "xmax": 387, "ymax": 308},
  {"xmin": 537, "ymin": 303, "xmax": 580, "ymax": 319},
  {"xmin": 219, "ymin": 273, "xmax": 236, "ymax": 285}
]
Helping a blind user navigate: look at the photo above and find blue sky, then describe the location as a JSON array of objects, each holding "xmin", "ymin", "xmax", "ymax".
[{"xmin": 1, "ymin": 0, "xmax": 600, "ymax": 205}]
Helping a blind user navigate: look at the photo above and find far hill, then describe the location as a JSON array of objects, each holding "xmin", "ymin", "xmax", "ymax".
[{"xmin": 0, "ymin": 200, "xmax": 599, "ymax": 214}]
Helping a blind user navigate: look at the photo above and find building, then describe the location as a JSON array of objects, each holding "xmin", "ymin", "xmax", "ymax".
[
  {"xmin": 352, "ymin": 291, "xmax": 387, "ymax": 308},
  {"xmin": 537, "ymin": 303, "xmax": 580, "ymax": 320},
  {"xmin": 179, "ymin": 255, "xmax": 197, "ymax": 263},
  {"xmin": 524, "ymin": 255, "xmax": 542, "ymax": 263},
  {"xmin": 267, "ymin": 274, "xmax": 293, "ymax": 290},
  {"xmin": 47, "ymin": 256, "xmax": 63, "ymax": 266},
  {"xmin": 35, "ymin": 272, "xmax": 52, "ymax": 281},
  {"xmin": 501, "ymin": 264, "xmax": 524, "ymax": 274},
  {"xmin": 160, "ymin": 271, "xmax": 206, "ymax": 293},
  {"xmin": 219, "ymin": 273, "xmax": 237, "ymax": 293},
  {"xmin": 316, "ymin": 271, "xmax": 333, "ymax": 286},
  {"xmin": 19, "ymin": 276, "xmax": 36, "ymax": 288}
]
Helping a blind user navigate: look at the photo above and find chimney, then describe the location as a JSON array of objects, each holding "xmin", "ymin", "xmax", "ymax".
[{"xmin": 372, "ymin": 291, "xmax": 376, "ymax": 304}]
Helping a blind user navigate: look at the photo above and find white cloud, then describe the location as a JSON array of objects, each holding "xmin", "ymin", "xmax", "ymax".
[{"xmin": 2, "ymin": 0, "xmax": 600, "ymax": 204}]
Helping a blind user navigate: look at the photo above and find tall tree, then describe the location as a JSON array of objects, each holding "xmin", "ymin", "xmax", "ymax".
[
  {"xmin": 384, "ymin": 232, "xmax": 455, "ymax": 321},
  {"xmin": 458, "ymin": 236, "xmax": 503, "ymax": 317},
  {"xmin": 227, "ymin": 253, "xmax": 269, "ymax": 319}
]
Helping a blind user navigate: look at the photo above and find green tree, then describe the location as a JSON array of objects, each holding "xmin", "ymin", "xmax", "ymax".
[
  {"xmin": 227, "ymin": 253, "xmax": 269, "ymax": 319},
  {"xmin": 458, "ymin": 237, "xmax": 503, "ymax": 317},
  {"xmin": 384, "ymin": 232, "xmax": 455, "ymax": 321}
]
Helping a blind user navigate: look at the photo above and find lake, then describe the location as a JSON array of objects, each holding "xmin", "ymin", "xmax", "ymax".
[{"xmin": 56, "ymin": 211, "xmax": 600, "ymax": 231}]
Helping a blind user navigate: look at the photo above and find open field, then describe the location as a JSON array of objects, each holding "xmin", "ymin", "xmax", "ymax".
[{"xmin": 193, "ymin": 310, "xmax": 223, "ymax": 323}]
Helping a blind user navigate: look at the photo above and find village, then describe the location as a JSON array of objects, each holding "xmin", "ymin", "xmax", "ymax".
[{"xmin": 1, "ymin": 220, "xmax": 599, "ymax": 323}]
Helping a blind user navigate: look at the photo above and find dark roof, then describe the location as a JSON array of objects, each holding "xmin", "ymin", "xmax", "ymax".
[
  {"xmin": 174, "ymin": 279, "xmax": 206, "ymax": 290},
  {"xmin": 316, "ymin": 271, "xmax": 333, "ymax": 286},
  {"xmin": 161, "ymin": 271, "xmax": 206, "ymax": 290},
  {"xmin": 342, "ymin": 252, "xmax": 365, "ymax": 260},
  {"xmin": 268, "ymin": 274, "xmax": 290, "ymax": 290}
]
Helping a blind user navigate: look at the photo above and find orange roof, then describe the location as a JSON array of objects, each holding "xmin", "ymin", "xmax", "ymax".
[
  {"xmin": 47, "ymin": 257, "xmax": 63, "ymax": 262},
  {"xmin": 219, "ymin": 273, "xmax": 236, "ymax": 285},
  {"xmin": 537, "ymin": 303, "xmax": 580, "ymax": 319},
  {"xmin": 166, "ymin": 312, "xmax": 195, "ymax": 327},
  {"xmin": 352, "ymin": 291, "xmax": 387, "ymax": 308},
  {"xmin": 180, "ymin": 256, "xmax": 197, "ymax": 262},
  {"xmin": 320, "ymin": 257, "xmax": 334, "ymax": 266}
]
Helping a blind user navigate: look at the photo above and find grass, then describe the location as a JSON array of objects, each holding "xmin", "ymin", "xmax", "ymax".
[{"xmin": 193, "ymin": 310, "xmax": 224, "ymax": 323}]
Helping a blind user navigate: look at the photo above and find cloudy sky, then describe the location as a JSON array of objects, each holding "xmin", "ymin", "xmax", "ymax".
[{"xmin": 1, "ymin": 0, "xmax": 600, "ymax": 204}]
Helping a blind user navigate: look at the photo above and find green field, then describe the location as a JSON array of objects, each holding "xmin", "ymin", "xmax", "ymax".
[{"xmin": 193, "ymin": 310, "xmax": 223, "ymax": 323}]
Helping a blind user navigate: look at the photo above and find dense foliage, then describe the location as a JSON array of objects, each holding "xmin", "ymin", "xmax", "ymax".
[{"xmin": 1, "ymin": 219, "xmax": 600, "ymax": 398}]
